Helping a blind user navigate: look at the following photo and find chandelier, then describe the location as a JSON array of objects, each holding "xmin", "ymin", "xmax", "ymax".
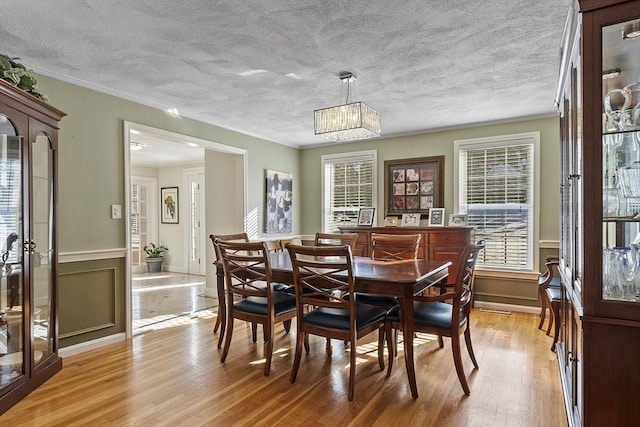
[{"xmin": 314, "ymin": 72, "xmax": 381, "ymax": 142}]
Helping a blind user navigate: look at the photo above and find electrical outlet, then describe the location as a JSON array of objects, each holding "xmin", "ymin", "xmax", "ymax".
[{"xmin": 111, "ymin": 204, "xmax": 122, "ymax": 219}]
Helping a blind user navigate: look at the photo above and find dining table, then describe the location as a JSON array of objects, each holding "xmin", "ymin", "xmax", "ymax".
[{"xmin": 214, "ymin": 250, "xmax": 451, "ymax": 399}]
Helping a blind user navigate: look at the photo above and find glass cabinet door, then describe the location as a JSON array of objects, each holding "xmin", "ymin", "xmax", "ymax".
[
  {"xmin": 0, "ymin": 118, "xmax": 24, "ymax": 386},
  {"xmin": 601, "ymin": 17, "xmax": 640, "ymax": 303},
  {"xmin": 31, "ymin": 133, "xmax": 54, "ymax": 365}
]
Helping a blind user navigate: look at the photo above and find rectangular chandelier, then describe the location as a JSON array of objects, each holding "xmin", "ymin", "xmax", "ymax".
[{"xmin": 314, "ymin": 101, "xmax": 381, "ymax": 142}]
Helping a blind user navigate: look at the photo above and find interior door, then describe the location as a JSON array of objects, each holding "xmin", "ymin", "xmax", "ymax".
[
  {"xmin": 186, "ymin": 170, "xmax": 205, "ymax": 275},
  {"xmin": 130, "ymin": 177, "xmax": 157, "ymax": 273}
]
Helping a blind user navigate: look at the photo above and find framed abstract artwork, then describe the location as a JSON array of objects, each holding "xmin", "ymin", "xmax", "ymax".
[
  {"xmin": 384, "ymin": 156, "xmax": 444, "ymax": 218},
  {"xmin": 265, "ymin": 169, "xmax": 293, "ymax": 234}
]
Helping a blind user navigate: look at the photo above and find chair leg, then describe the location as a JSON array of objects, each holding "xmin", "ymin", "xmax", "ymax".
[
  {"xmin": 451, "ymin": 333, "xmax": 471, "ymax": 395},
  {"xmin": 252, "ymin": 322, "xmax": 258, "ymax": 343},
  {"xmin": 538, "ymin": 290, "xmax": 548, "ymax": 330},
  {"xmin": 263, "ymin": 322, "xmax": 274, "ymax": 376},
  {"xmin": 386, "ymin": 322, "xmax": 395, "ymax": 377},
  {"xmin": 348, "ymin": 337, "xmax": 356, "ymax": 401},
  {"xmin": 550, "ymin": 301, "xmax": 561, "ymax": 352},
  {"xmin": 464, "ymin": 327, "xmax": 478, "ymax": 369},
  {"xmin": 220, "ymin": 316, "xmax": 235, "ymax": 363},
  {"xmin": 437, "ymin": 335, "xmax": 444, "ymax": 348},
  {"xmin": 213, "ymin": 312, "xmax": 221, "ymax": 333},
  {"xmin": 326, "ymin": 337, "xmax": 332, "ymax": 357},
  {"xmin": 546, "ymin": 307, "xmax": 554, "ymax": 336},
  {"xmin": 304, "ymin": 332, "xmax": 310, "ymax": 353},
  {"xmin": 377, "ymin": 327, "xmax": 385, "ymax": 371},
  {"xmin": 283, "ymin": 319, "xmax": 291, "ymax": 333},
  {"xmin": 290, "ymin": 330, "xmax": 304, "ymax": 383}
]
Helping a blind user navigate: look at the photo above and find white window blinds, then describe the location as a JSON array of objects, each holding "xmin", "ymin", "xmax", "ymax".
[
  {"xmin": 456, "ymin": 134, "xmax": 538, "ymax": 270},
  {"xmin": 322, "ymin": 151, "xmax": 376, "ymax": 233}
]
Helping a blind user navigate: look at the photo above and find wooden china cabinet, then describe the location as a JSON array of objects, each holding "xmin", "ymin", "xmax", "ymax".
[
  {"xmin": 0, "ymin": 79, "xmax": 65, "ymax": 414},
  {"xmin": 556, "ymin": 0, "xmax": 640, "ymax": 425}
]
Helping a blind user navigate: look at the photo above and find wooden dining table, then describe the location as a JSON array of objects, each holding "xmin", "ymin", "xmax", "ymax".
[{"xmin": 214, "ymin": 251, "xmax": 451, "ymax": 399}]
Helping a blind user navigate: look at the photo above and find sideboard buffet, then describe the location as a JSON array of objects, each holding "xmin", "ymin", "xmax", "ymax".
[{"xmin": 338, "ymin": 226, "xmax": 472, "ymax": 286}]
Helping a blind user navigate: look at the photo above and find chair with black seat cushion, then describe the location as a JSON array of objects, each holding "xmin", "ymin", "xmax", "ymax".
[
  {"xmin": 287, "ymin": 243, "xmax": 391, "ymax": 401},
  {"xmin": 356, "ymin": 233, "xmax": 421, "ymax": 308},
  {"xmin": 385, "ymin": 242, "xmax": 483, "ymax": 395},
  {"xmin": 217, "ymin": 240, "xmax": 297, "ymax": 376},
  {"xmin": 538, "ymin": 256, "xmax": 561, "ymax": 351},
  {"xmin": 209, "ymin": 232, "xmax": 249, "ymax": 343},
  {"xmin": 314, "ymin": 232, "xmax": 358, "ymax": 251}
]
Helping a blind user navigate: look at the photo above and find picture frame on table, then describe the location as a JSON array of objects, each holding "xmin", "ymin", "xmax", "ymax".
[
  {"xmin": 427, "ymin": 208, "xmax": 445, "ymax": 226},
  {"xmin": 384, "ymin": 216, "xmax": 399, "ymax": 227},
  {"xmin": 400, "ymin": 213, "xmax": 420, "ymax": 227},
  {"xmin": 448, "ymin": 213, "xmax": 468, "ymax": 226},
  {"xmin": 357, "ymin": 208, "xmax": 375, "ymax": 226},
  {"xmin": 384, "ymin": 156, "xmax": 444, "ymax": 219},
  {"xmin": 161, "ymin": 187, "xmax": 179, "ymax": 224}
]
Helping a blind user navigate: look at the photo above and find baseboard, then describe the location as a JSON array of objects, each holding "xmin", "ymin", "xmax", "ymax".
[
  {"xmin": 59, "ymin": 333, "xmax": 126, "ymax": 358},
  {"xmin": 474, "ymin": 301, "xmax": 540, "ymax": 314}
]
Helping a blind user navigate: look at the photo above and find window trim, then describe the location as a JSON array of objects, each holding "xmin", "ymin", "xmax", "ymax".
[
  {"xmin": 453, "ymin": 132, "xmax": 540, "ymax": 272},
  {"xmin": 321, "ymin": 150, "xmax": 377, "ymax": 233}
]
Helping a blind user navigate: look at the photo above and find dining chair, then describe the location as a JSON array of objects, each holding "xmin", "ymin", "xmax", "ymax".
[
  {"xmin": 385, "ymin": 242, "xmax": 483, "ymax": 395},
  {"xmin": 279, "ymin": 237, "xmax": 302, "ymax": 249},
  {"xmin": 356, "ymin": 233, "xmax": 422, "ymax": 308},
  {"xmin": 538, "ymin": 256, "xmax": 561, "ymax": 351},
  {"xmin": 287, "ymin": 244, "xmax": 391, "ymax": 400},
  {"xmin": 209, "ymin": 232, "xmax": 249, "ymax": 342},
  {"xmin": 217, "ymin": 240, "xmax": 297, "ymax": 376},
  {"xmin": 314, "ymin": 232, "xmax": 358, "ymax": 251}
]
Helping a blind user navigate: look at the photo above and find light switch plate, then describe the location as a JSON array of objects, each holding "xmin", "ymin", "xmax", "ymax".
[{"xmin": 111, "ymin": 204, "xmax": 122, "ymax": 219}]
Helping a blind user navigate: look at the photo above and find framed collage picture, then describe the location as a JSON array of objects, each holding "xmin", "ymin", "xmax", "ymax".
[{"xmin": 384, "ymin": 156, "xmax": 444, "ymax": 219}]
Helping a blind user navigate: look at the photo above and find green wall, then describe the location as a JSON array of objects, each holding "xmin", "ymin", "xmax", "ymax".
[
  {"xmin": 36, "ymin": 75, "xmax": 299, "ymax": 346},
  {"xmin": 35, "ymin": 73, "xmax": 559, "ymax": 347},
  {"xmin": 299, "ymin": 116, "xmax": 561, "ymax": 307}
]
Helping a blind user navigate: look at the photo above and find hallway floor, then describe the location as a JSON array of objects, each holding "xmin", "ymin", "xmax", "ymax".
[{"xmin": 132, "ymin": 271, "xmax": 215, "ymax": 334}]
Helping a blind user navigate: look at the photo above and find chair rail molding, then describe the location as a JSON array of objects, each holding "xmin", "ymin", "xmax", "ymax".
[{"xmin": 60, "ymin": 248, "xmax": 127, "ymax": 263}]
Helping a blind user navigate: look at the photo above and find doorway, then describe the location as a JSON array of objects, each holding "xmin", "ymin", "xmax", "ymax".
[{"xmin": 124, "ymin": 122, "xmax": 247, "ymax": 336}]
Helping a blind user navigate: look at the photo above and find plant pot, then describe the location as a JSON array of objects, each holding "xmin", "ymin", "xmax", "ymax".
[{"xmin": 145, "ymin": 257, "xmax": 163, "ymax": 273}]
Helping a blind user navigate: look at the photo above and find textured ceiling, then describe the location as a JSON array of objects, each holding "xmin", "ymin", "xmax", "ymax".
[{"xmin": 0, "ymin": 0, "xmax": 569, "ymax": 148}]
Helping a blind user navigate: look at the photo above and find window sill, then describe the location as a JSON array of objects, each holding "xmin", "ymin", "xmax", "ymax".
[{"xmin": 474, "ymin": 268, "xmax": 539, "ymax": 281}]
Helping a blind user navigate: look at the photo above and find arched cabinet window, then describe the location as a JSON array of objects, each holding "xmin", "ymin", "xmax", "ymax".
[{"xmin": 0, "ymin": 79, "xmax": 65, "ymax": 415}]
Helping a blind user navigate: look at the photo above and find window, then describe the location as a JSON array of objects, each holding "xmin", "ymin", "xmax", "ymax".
[
  {"xmin": 454, "ymin": 133, "xmax": 539, "ymax": 271},
  {"xmin": 322, "ymin": 151, "xmax": 377, "ymax": 233}
]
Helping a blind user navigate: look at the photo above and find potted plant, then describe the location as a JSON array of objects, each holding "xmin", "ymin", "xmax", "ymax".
[{"xmin": 143, "ymin": 243, "xmax": 168, "ymax": 273}]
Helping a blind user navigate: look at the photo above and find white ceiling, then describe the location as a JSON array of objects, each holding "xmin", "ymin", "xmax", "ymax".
[{"xmin": 0, "ymin": 0, "xmax": 569, "ymax": 149}]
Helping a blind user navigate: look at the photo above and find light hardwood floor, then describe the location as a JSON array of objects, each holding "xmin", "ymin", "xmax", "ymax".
[{"xmin": 1, "ymin": 309, "xmax": 566, "ymax": 426}]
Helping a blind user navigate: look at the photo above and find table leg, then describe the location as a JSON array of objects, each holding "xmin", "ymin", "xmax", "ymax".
[
  {"xmin": 401, "ymin": 295, "xmax": 418, "ymax": 399},
  {"xmin": 215, "ymin": 267, "xmax": 226, "ymax": 349}
]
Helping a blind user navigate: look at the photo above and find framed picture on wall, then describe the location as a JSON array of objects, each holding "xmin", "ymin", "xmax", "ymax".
[
  {"xmin": 265, "ymin": 169, "xmax": 293, "ymax": 234},
  {"xmin": 384, "ymin": 156, "xmax": 444, "ymax": 219},
  {"xmin": 161, "ymin": 187, "xmax": 179, "ymax": 224}
]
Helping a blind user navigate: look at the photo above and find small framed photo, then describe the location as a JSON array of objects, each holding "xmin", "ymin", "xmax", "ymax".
[
  {"xmin": 357, "ymin": 208, "xmax": 375, "ymax": 226},
  {"xmin": 384, "ymin": 216, "xmax": 399, "ymax": 227},
  {"xmin": 448, "ymin": 213, "xmax": 468, "ymax": 226},
  {"xmin": 161, "ymin": 187, "xmax": 179, "ymax": 224},
  {"xmin": 427, "ymin": 208, "xmax": 445, "ymax": 226},
  {"xmin": 400, "ymin": 213, "xmax": 420, "ymax": 227}
]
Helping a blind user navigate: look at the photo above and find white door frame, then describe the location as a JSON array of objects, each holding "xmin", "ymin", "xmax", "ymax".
[{"xmin": 124, "ymin": 121, "xmax": 247, "ymax": 338}]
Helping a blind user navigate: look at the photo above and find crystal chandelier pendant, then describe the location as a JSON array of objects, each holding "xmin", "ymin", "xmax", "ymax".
[{"xmin": 314, "ymin": 72, "xmax": 381, "ymax": 142}]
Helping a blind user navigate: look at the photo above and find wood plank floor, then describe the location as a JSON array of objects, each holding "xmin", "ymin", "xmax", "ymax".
[{"xmin": 1, "ymin": 309, "xmax": 566, "ymax": 426}]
